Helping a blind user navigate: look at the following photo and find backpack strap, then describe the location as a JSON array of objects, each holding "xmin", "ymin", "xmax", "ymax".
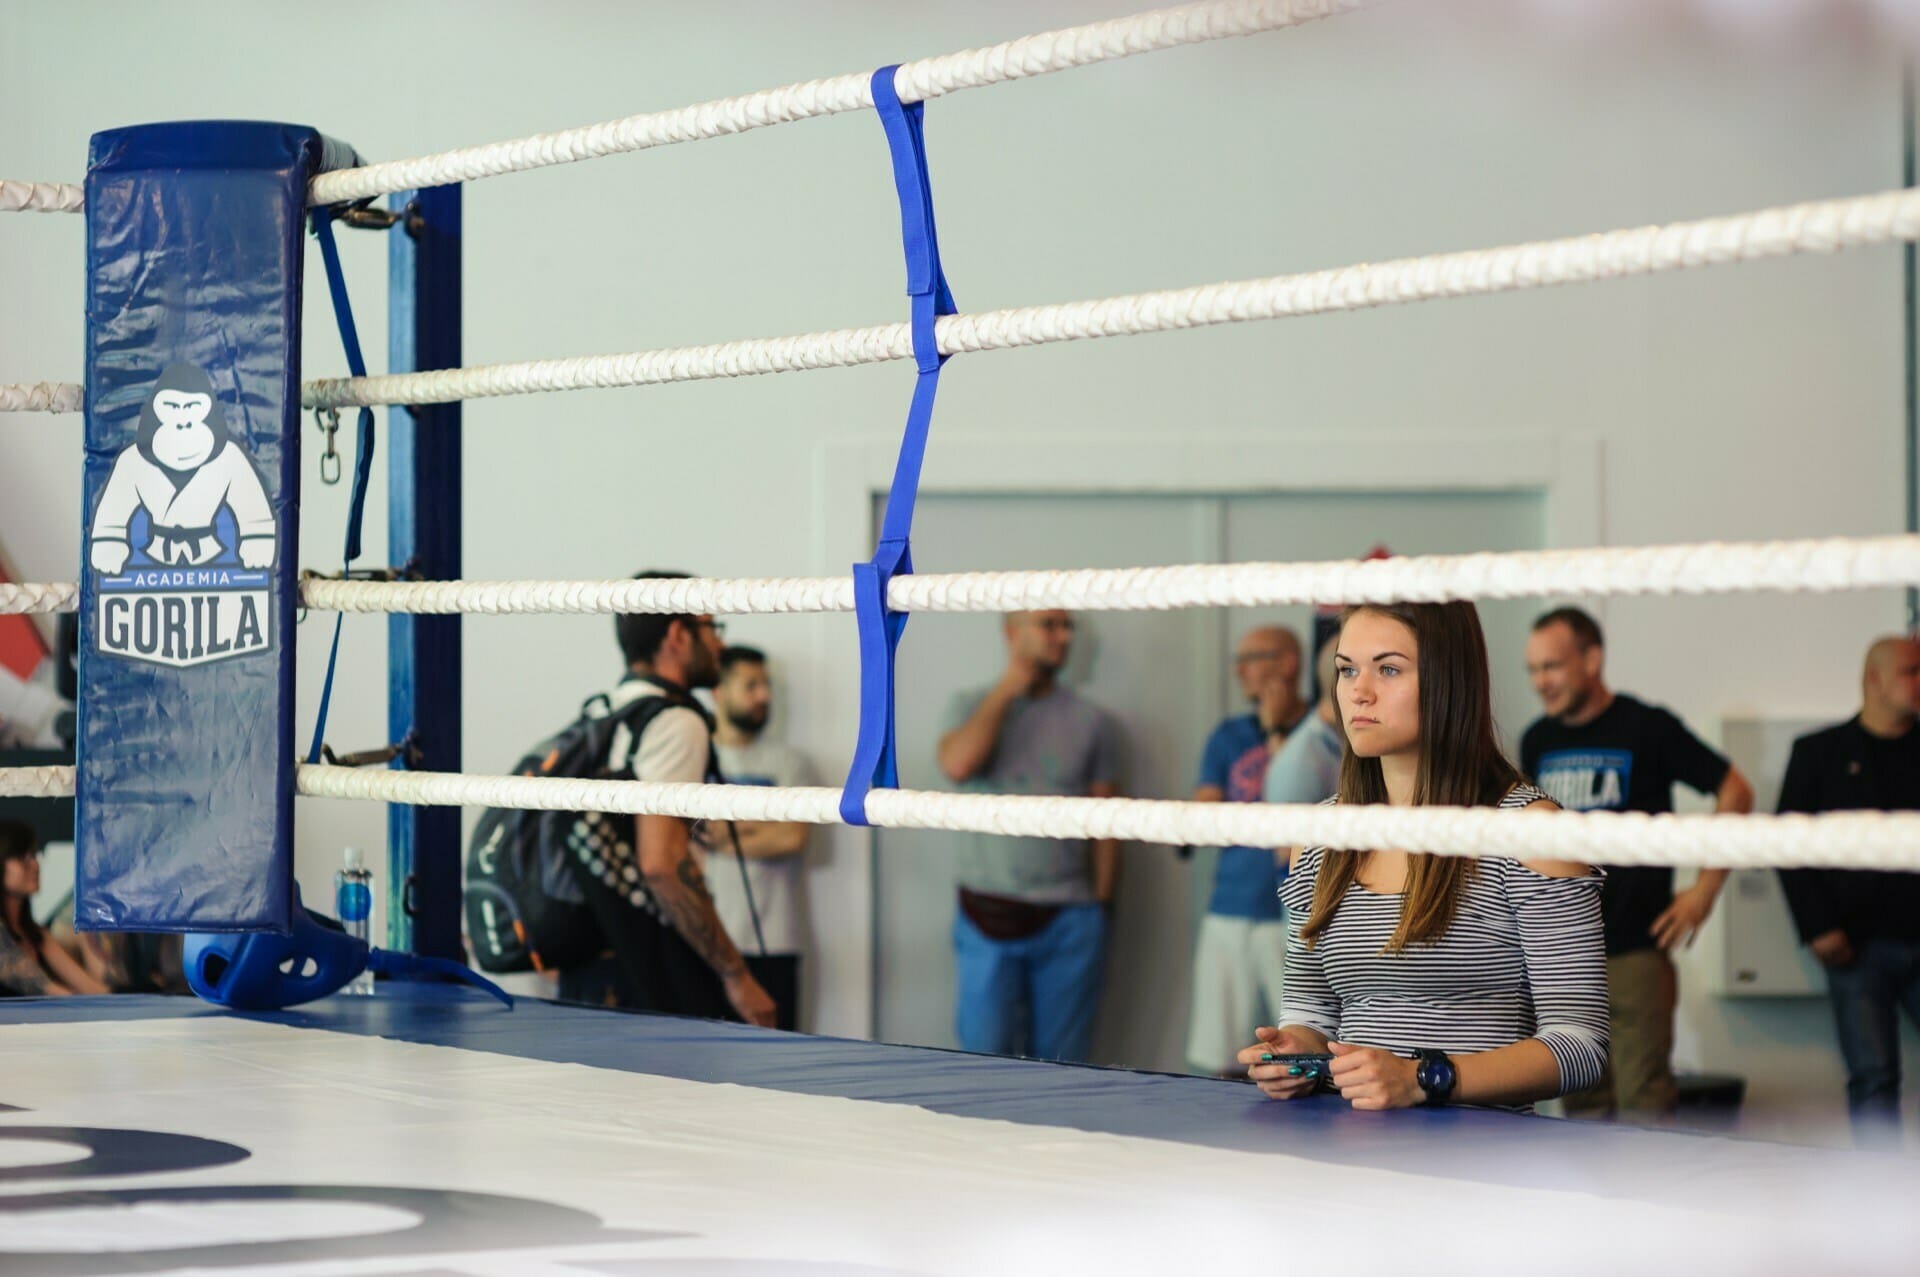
[
  {"xmin": 604, "ymin": 679, "xmax": 717, "ymax": 771},
  {"xmin": 607, "ymin": 679, "xmax": 766, "ymax": 956}
]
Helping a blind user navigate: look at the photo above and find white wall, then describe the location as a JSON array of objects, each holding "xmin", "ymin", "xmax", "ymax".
[{"xmin": 0, "ymin": 3, "xmax": 1910, "ymax": 1136}]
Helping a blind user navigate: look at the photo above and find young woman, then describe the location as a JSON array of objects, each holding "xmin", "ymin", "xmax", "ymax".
[
  {"xmin": 1240, "ymin": 601, "xmax": 1607, "ymax": 1111},
  {"xmin": 0, "ymin": 820, "xmax": 108, "ymax": 997}
]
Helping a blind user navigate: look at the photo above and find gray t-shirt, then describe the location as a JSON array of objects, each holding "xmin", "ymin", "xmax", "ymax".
[
  {"xmin": 941, "ymin": 684, "xmax": 1123, "ymax": 903},
  {"xmin": 1263, "ymin": 710, "xmax": 1344, "ymax": 806},
  {"xmin": 706, "ymin": 737, "xmax": 818, "ymax": 956}
]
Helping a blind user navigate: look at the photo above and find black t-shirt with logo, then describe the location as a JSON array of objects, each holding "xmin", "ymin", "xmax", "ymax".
[{"xmin": 1521, "ymin": 694, "xmax": 1731, "ymax": 956}]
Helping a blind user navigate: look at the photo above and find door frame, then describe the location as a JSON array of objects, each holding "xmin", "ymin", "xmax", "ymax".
[{"xmin": 808, "ymin": 430, "xmax": 1604, "ymax": 1039}]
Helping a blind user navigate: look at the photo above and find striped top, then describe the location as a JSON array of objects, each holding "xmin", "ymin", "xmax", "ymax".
[{"xmin": 1278, "ymin": 784, "xmax": 1609, "ymax": 1104}]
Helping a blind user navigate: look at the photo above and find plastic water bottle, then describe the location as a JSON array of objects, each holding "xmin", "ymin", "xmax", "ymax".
[{"xmin": 335, "ymin": 847, "xmax": 375, "ymax": 995}]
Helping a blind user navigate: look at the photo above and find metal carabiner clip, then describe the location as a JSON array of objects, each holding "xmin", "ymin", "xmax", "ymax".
[{"xmin": 315, "ymin": 406, "xmax": 342, "ymax": 485}]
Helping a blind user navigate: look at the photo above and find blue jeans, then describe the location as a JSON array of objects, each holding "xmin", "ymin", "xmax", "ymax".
[
  {"xmin": 1825, "ymin": 937, "xmax": 1920, "ymax": 1144},
  {"xmin": 953, "ymin": 903, "xmax": 1107, "ymax": 1062}
]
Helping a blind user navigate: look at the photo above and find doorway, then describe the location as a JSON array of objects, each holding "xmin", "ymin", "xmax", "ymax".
[{"xmin": 871, "ymin": 487, "xmax": 1545, "ymax": 1073}]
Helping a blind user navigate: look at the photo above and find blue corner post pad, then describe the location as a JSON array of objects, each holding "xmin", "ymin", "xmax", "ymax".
[
  {"xmin": 77, "ymin": 122, "xmax": 360, "ymax": 935},
  {"xmin": 303, "ymin": 204, "xmax": 378, "ymax": 768},
  {"xmin": 839, "ymin": 66, "xmax": 959, "ymax": 827}
]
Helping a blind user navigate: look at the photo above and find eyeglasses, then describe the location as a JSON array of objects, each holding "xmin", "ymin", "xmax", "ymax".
[
  {"xmin": 1235, "ymin": 649, "xmax": 1287, "ymax": 664},
  {"xmin": 696, "ymin": 618, "xmax": 727, "ymax": 638}
]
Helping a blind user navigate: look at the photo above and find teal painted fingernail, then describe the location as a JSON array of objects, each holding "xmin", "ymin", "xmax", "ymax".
[
  {"xmin": 1287, "ymin": 1066, "xmax": 1304, "ymax": 1077},
  {"xmin": 1260, "ymin": 1053, "xmax": 1277, "ymax": 1063}
]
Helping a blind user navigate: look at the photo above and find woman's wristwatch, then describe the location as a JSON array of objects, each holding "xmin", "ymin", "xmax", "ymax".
[{"xmin": 1413, "ymin": 1049, "xmax": 1457, "ymax": 1106}]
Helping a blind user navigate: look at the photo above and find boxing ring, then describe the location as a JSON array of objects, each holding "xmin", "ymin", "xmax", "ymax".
[
  {"xmin": 6, "ymin": 0, "xmax": 1920, "ymax": 1271},
  {"xmin": 5, "ymin": 984, "xmax": 1920, "ymax": 1275}
]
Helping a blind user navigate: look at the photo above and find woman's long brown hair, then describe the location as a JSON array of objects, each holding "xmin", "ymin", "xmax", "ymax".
[
  {"xmin": 0, "ymin": 819, "xmax": 44, "ymax": 949},
  {"xmin": 1298, "ymin": 601, "xmax": 1526, "ymax": 953}
]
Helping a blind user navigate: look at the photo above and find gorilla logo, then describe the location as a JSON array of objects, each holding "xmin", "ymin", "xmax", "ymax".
[{"xmin": 88, "ymin": 364, "xmax": 276, "ymax": 576}]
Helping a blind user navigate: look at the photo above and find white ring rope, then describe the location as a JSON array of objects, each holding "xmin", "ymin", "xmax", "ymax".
[
  {"xmin": 0, "ymin": 766, "xmax": 73, "ymax": 799},
  {"xmin": 13, "ymin": 186, "xmax": 1920, "ymax": 416},
  {"xmin": 0, "ymin": 383, "xmax": 84, "ymax": 414},
  {"xmin": 298, "ymin": 535, "xmax": 1920, "ymax": 614},
  {"xmin": 3, "ymin": 762, "xmax": 1915, "ymax": 871},
  {"xmin": 6, "ymin": 534, "xmax": 1920, "ymax": 619},
  {"xmin": 0, "ymin": 582, "xmax": 77, "ymax": 615},
  {"xmin": 304, "ymin": 0, "xmax": 1358, "ymax": 206},
  {"xmin": 301, "ymin": 185, "xmax": 1920, "ymax": 410},
  {"xmin": 0, "ymin": 1, "xmax": 1355, "ymax": 215},
  {"xmin": 0, "ymin": 181, "xmax": 83, "ymax": 213}
]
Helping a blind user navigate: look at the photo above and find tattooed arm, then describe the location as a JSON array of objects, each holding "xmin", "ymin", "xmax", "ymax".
[{"xmin": 636, "ymin": 813, "xmax": 776, "ymax": 1027}]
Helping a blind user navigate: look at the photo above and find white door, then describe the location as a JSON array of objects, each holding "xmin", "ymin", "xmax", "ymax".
[{"xmin": 873, "ymin": 493, "xmax": 1219, "ymax": 1069}]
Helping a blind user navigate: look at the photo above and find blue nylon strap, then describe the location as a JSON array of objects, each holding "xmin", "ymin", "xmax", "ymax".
[
  {"xmin": 304, "ymin": 208, "xmax": 377, "ymax": 767},
  {"xmin": 840, "ymin": 66, "xmax": 957, "ymax": 826}
]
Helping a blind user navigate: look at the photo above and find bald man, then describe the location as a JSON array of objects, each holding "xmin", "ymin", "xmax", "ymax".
[
  {"xmin": 1779, "ymin": 636, "xmax": 1920, "ymax": 1145},
  {"xmin": 1185, "ymin": 624, "xmax": 1305, "ymax": 1076}
]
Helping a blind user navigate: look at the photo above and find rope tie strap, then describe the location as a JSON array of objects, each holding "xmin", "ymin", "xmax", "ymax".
[
  {"xmin": 302, "ymin": 207, "xmax": 380, "ymax": 767},
  {"xmin": 841, "ymin": 65, "xmax": 960, "ymax": 827}
]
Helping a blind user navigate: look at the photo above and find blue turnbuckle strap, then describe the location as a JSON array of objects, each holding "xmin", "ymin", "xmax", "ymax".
[
  {"xmin": 304, "ymin": 207, "xmax": 377, "ymax": 767},
  {"xmin": 840, "ymin": 65, "xmax": 958, "ymax": 827}
]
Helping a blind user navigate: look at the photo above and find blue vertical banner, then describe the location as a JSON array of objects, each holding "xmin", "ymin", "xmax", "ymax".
[{"xmin": 77, "ymin": 122, "xmax": 358, "ymax": 932}]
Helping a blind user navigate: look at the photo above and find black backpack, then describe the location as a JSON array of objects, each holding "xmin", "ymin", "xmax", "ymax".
[{"xmin": 464, "ymin": 688, "xmax": 697, "ymax": 974}]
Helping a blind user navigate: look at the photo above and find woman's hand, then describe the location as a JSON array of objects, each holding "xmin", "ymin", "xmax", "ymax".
[
  {"xmin": 1326, "ymin": 1041, "xmax": 1424, "ymax": 1110},
  {"xmin": 1237, "ymin": 1025, "xmax": 1324, "ymax": 1101}
]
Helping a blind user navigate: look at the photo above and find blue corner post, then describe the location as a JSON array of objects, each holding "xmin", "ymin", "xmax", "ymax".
[{"xmin": 386, "ymin": 185, "xmax": 462, "ymax": 961}]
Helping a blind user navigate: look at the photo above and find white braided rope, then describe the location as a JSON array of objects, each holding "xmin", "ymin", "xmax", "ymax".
[
  {"xmin": 19, "ymin": 187, "xmax": 1920, "ymax": 415},
  {"xmin": 0, "ymin": 383, "xmax": 84, "ymax": 413},
  {"xmin": 0, "ymin": 181, "xmax": 83, "ymax": 213},
  {"xmin": 8, "ymin": 534, "xmax": 1920, "ymax": 618},
  {"xmin": 0, "ymin": 766, "xmax": 74, "ymax": 799},
  {"xmin": 305, "ymin": 0, "xmax": 1357, "ymax": 206},
  {"xmin": 286, "ymin": 767, "xmax": 1920, "ymax": 872},
  {"xmin": 7, "ymin": 761, "xmax": 1911, "ymax": 870},
  {"xmin": 0, "ymin": 583, "xmax": 79, "ymax": 615},
  {"xmin": 302, "ymin": 186, "xmax": 1920, "ymax": 410},
  {"xmin": 274, "ymin": 534, "xmax": 1920, "ymax": 615}
]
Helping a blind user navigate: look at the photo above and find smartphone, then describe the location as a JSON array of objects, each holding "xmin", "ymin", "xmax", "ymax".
[{"xmin": 1258, "ymin": 1051, "xmax": 1334, "ymax": 1077}]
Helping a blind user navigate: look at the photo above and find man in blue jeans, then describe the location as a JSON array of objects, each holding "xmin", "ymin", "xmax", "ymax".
[
  {"xmin": 937, "ymin": 610, "xmax": 1124, "ymax": 1062},
  {"xmin": 1779, "ymin": 635, "xmax": 1920, "ymax": 1147}
]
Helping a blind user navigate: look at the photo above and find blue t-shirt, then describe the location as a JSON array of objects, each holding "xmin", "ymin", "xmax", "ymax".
[{"xmin": 1198, "ymin": 714, "xmax": 1283, "ymax": 920}]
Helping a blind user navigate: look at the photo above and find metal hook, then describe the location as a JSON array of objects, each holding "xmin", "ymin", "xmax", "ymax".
[
  {"xmin": 336, "ymin": 198, "xmax": 404, "ymax": 231},
  {"xmin": 315, "ymin": 406, "xmax": 341, "ymax": 485}
]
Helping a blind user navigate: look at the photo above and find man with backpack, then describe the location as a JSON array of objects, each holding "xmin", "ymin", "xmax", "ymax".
[{"xmin": 554, "ymin": 571, "xmax": 777, "ymax": 1027}]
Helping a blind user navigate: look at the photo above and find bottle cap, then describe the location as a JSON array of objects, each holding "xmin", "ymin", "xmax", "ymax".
[{"xmin": 343, "ymin": 846, "xmax": 364, "ymax": 871}]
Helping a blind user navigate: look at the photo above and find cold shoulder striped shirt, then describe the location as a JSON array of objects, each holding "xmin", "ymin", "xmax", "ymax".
[{"xmin": 1278, "ymin": 784, "xmax": 1609, "ymax": 1101}]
